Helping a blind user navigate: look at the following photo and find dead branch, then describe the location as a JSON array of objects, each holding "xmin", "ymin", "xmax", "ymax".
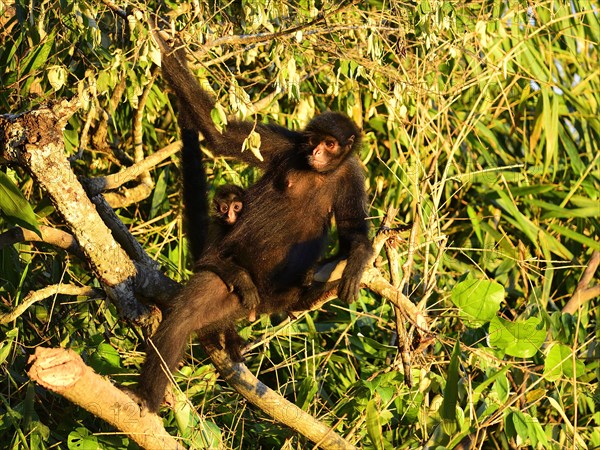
[
  {"xmin": 85, "ymin": 141, "xmax": 181, "ymax": 195},
  {"xmin": 202, "ymin": 339, "xmax": 357, "ymax": 450},
  {"xmin": 0, "ymin": 284, "xmax": 101, "ymax": 325},
  {"xmin": 563, "ymin": 250, "xmax": 600, "ymax": 314},
  {"xmin": 0, "ymin": 101, "xmax": 149, "ymax": 320},
  {"xmin": 28, "ymin": 347, "xmax": 182, "ymax": 450},
  {"xmin": 0, "ymin": 225, "xmax": 85, "ymax": 259}
]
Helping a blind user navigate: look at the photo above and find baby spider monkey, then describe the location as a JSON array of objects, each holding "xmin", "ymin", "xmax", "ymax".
[
  {"xmin": 180, "ymin": 124, "xmax": 259, "ymax": 311},
  {"xmin": 195, "ymin": 184, "xmax": 260, "ymax": 310},
  {"xmin": 207, "ymin": 184, "xmax": 245, "ymax": 244}
]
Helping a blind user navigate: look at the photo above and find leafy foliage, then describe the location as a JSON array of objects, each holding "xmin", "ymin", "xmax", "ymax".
[{"xmin": 1, "ymin": 1, "xmax": 598, "ymax": 449}]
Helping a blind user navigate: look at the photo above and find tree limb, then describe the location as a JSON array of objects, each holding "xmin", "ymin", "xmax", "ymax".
[
  {"xmin": 201, "ymin": 339, "xmax": 357, "ymax": 450},
  {"xmin": 0, "ymin": 101, "xmax": 149, "ymax": 320},
  {"xmin": 28, "ymin": 347, "xmax": 182, "ymax": 450},
  {"xmin": 0, "ymin": 225, "xmax": 85, "ymax": 259},
  {"xmin": 84, "ymin": 141, "xmax": 181, "ymax": 195}
]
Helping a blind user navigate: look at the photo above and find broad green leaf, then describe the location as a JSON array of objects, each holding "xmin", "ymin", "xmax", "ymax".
[
  {"xmin": 488, "ymin": 316, "xmax": 546, "ymax": 358},
  {"xmin": 543, "ymin": 343, "xmax": 586, "ymax": 382},
  {"xmin": 68, "ymin": 427, "xmax": 99, "ymax": 449},
  {"xmin": 451, "ymin": 278, "xmax": 504, "ymax": 327},
  {"xmin": 47, "ymin": 65, "xmax": 67, "ymax": 91},
  {"xmin": 511, "ymin": 410, "xmax": 529, "ymax": 443},
  {"xmin": 0, "ymin": 171, "xmax": 41, "ymax": 237},
  {"xmin": 89, "ymin": 343, "xmax": 123, "ymax": 375}
]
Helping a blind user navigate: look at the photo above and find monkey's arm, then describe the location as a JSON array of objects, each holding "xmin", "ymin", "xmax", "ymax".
[
  {"xmin": 155, "ymin": 33, "xmax": 301, "ymax": 168},
  {"xmin": 332, "ymin": 159, "xmax": 373, "ymax": 304}
]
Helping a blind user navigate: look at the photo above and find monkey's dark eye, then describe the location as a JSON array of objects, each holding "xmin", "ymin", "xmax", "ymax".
[
  {"xmin": 325, "ymin": 139, "xmax": 337, "ymax": 150},
  {"xmin": 233, "ymin": 204, "xmax": 242, "ymax": 212},
  {"xmin": 220, "ymin": 205, "xmax": 229, "ymax": 214}
]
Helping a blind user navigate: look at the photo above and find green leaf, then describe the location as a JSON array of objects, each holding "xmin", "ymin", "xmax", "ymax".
[
  {"xmin": 0, "ymin": 328, "xmax": 18, "ymax": 365},
  {"xmin": 68, "ymin": 427, "xmax": 99, "ymax": 449},
  {"xmin": 472, "ymin": 366, "xmax": 510, "ymax": 405},
  {"xmin": 297, "ymin": 376, "xmax": 318, "ymax": 410},
  {"xmin": 440, "ymin": 342, "xmax": 460, "ymax": 435},
  {"xmin": 511, "ymin": 410, "xmax": 530, "ymax": 442},
  {"xmin": 493, "ymin": 188, "xmax": 539, "ymax": 247},
  {"xmin": 21, "ymin": 29, "xmax": 56, "ymax": 95},
  {"xmin": 543, "ymin": 343, "xmax": 586, "ymax": 382},
  {"xmin": 451, "ymin": 278, "xmax": 504, "ymax": 327},
  {"xmin": 548, "ymin": 223, "xmax": 600, "ymax": 251},
  {"xmin": 488, "ymin": 316, "xmax": 546, "ymax": 358},
  {"xmin": 149, "ymin": 168, "xmax": 169, "ymax": 219},
  {"xmin": 88, "ymin": 343, "xmax": 123, "ymax": 375},
  {"xmin": 366, "ymin": 397, "xmax": 385, "ymax": 450},
  {"xmin": 0, "ymin": 171, "xmax": 41, "ymax": 237}
]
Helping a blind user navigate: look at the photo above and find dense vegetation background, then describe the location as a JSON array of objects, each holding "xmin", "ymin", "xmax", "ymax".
[{"xmin": 0, "ymin": 0, "xmax": 598, "ymax": 449}]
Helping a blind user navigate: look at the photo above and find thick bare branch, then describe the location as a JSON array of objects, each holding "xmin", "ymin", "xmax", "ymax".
[
  {"xmin": 85, "ymin": 141, "xmax": 180, "ymax": 195},
  {"xmin": 0, "ymin": 225, "xmax": 85, "ymax": 259},
  {"xmin": 0, "ymin": 101, "xmax": 148, "ymax": 320},
  {"xmin": 202, "ymin": 340, "xmax": 357, "ymax": 450},
  {"xmin": 28, "ymin": 347, "xmax": 182, "ymax": 450}
]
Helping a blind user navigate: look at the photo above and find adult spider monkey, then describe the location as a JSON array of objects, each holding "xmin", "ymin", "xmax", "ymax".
[{"xmin": 137, "ymin": 33, "xmax": 373, "ymax": 412}]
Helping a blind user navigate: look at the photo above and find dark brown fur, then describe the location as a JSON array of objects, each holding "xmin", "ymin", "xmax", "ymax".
[
  {"xmin": 137, "ymin": 36, "xmax": 373, "ymax": 412},
  {"xmin": 195, "ymin": 184, "xmax": 260, "ymax": 309}
]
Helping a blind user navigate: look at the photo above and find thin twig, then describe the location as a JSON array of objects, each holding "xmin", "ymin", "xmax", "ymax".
[
  {"xmin": 0, "ymin": 285, "xmax": 101, "ymax": 324},
  {"xmin": 85, "ymin": 142, "xmax": 180, "ymax": 195}
]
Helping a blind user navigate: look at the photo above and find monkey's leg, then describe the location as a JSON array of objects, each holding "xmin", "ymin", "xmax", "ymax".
[
  {"xmin": 137, "ymin": 312, "xmax": 192, "ymax": 412},
  {"xmin": 137, "ymin": 272, "xmax": 246, "ymax": 412}
]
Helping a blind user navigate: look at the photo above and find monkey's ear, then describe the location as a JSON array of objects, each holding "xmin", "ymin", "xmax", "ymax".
[{"xmin": 345, "ymin": 135, "xmax": 355, "ymax": 148}]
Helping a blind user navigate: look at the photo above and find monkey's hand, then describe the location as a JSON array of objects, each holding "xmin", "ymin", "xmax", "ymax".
[
  {"xmin": 337, "ymin": 272, "xmax": 362, "ymax": 304},
  {"xmin": 238, "ymin": 283, "xmax": 261, "ymax": 311},
  {"xmin": 233, "ymin": 271, "xmax": 261, "ymax": 311},
  {"xmin": 338, "ymin": 255, "xmax": 371, "ymax": 304}
]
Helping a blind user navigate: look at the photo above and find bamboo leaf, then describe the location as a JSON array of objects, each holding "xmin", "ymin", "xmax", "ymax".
[{"xmin": 0, "ymin": 171, "xmax": 41, "ymax": 237}]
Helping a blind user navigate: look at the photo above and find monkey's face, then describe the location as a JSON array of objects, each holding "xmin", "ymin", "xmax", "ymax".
[
  {"xmin": 307, "ymin": 134, "xmax": 355, "ymax": 173},
  {"xmin": 215, "ymin": 198, "xmax": 243, "ymax": 225}
]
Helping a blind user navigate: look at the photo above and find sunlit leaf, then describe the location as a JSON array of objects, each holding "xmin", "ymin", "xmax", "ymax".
[
  {"xmin": 451, "ymin": 278, "xmax": 504, "ymax": 327},
  {"xmin": 488, "ymin": 316, "xmax": 546, "ymax": 358},
  {"xmin": 0, "ymin": 171, "xmax": 41, "ymax": 237}
]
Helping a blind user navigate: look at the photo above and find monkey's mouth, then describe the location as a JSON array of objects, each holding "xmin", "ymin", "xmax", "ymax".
[{"xmin": 308, "ymin": 156, "xmax": 329, "ymax": 172}]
